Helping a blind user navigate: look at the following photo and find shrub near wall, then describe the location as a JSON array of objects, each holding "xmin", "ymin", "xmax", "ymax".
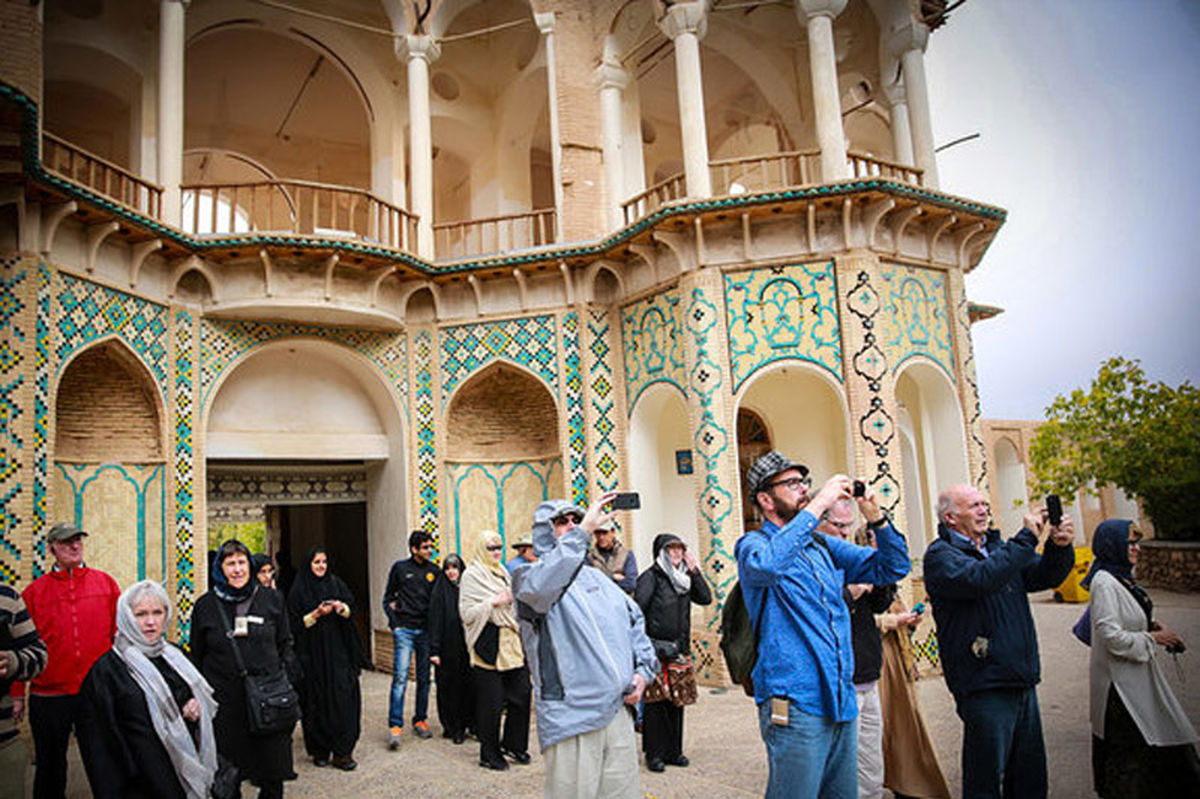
[{"xmin": 1137, "ymin": 540, "xmax": 1200, "ymax": 593}]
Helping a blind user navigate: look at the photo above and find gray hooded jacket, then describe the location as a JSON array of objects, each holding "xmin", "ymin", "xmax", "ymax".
[{"xmin": 512, "ymin": 499, "xmax": 658, "ymax": 751}]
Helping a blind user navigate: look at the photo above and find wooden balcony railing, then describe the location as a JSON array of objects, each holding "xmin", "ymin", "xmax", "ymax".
[
  {"xmin": 621, "ymin": 173, "xmax": 687, "ymax": 225},
  {"xmin": 846, "ymin": 152, "xmax": 924, "ymax": 185},
  {"xmin": 179, "ymin": 180, "xmax": 418, "ymax": 250},
  {"xmin": 433, "ymin": 208, "xmax": 556, "ymax": 260},
  {"xmin": 42, "ymin": 132, "xmax": 163, "ymax": 218}
]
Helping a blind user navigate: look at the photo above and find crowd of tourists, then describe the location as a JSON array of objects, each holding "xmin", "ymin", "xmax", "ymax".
[{"xmin": 1, "ymin": 449, "xmax": 1197, "ymax": 798}]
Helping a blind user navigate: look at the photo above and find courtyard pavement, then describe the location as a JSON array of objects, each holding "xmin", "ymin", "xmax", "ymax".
[{"xmin": 44, "ymin": 586, "xmax": 1200, "ymax": 798}]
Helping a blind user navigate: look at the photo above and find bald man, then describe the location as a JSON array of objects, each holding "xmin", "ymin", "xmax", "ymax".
[{"xmin": 923, "ymin": 484, "xmax": 1074, "ymax": 799}]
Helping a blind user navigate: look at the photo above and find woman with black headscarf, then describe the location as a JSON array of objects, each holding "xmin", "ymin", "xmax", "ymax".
[
  {"xmin": 252, "ymin": 554, "xmax": 277, "ymax": 591},
  {"xmin": 1086, "ymin": 519, "xmax": 1200, "ymax": 797},
  {"xmin": 428, "ymin": 553, "xmax": 473, "ymax": 743},
  {"xmin": 287, "ymin": 547, "xmax": 363, "ymax": 771},
  {"xmin": 191, "ymin": 539, "xmax": 298, "ymax": 798},
  {"xmin": 79, "ymin": 580, "xmax": 218, "ymax": 798}
]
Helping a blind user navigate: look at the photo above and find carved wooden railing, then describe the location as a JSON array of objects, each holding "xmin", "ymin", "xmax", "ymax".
[
  {"xmin": 42, "ymin": 132, "xmax": 163, "ymax": 218},
  {"xmin": 620, "ymin": 173, "xmax": 687, "ymax": 225},
  {"xmin": 433, "ymin": 208, "xmax": 557, "ymax": 259},
  {"xmin": 179, "ymin": 179, "xmax": 418, "ymax": 250},
  {"xmin": 846, "ymin": 152, "xmax": 924, "ymax": 185}
]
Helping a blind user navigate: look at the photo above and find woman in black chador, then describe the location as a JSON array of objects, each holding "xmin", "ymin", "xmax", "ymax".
[
  {"xmin": 191, "ymin": 539, "xmax": 297, "ymax": 798},
  {"xmin": 287, "ymin": 547, "xmax": 364, "ymax": 770},
  {"xmin": 428, "ymin": 553, "xmax": 473, "ymax": 743}
]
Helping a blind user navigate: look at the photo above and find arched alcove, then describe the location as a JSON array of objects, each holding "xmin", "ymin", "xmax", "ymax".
[
  {"xmin": 55, "ymin": 340, "xmax": 162, "ymax": 462},
  {"xmin": 627, "ymin": 382, "xmax": 699, "ymax": 572},
  {"xmin": 444, "ymin": 362, "xmax": 562, "ymax": 554},
  {"xmin": 737, "ymin": 408, "xmax": 773, "ymax": 531},
  {"xmin": 993, "ymin": 437, "xmax": 1028, "ymax": 537},
  {"xmin": 593, "ymin": 267, "xmax": 622, "ymax": 304},
  {"xmin": 405, "ymin": 286, "xmax": 438, "ymax": 324},
  {"xmin": 895, "ymin": 359, "xmax": 969, "ymax": 549}
]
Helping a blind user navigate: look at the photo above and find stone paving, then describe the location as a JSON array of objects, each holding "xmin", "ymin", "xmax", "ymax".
[{"xmin": 43, "ymin": 587, "xmax": 1200, "ymax": 798}]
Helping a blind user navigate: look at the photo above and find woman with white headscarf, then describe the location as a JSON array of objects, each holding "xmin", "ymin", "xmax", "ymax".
[{"xmin": 79, "ymin": 579, "xmax": 218, "ymax": 798}]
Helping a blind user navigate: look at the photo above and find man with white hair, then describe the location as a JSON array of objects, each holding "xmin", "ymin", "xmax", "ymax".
[{"xmin": 923, "ymin": 484, "xmax": 1075, "ymax": 799}]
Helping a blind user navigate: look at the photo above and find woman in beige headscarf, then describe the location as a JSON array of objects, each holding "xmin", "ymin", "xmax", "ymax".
[{"xmin": 459, "ymin": 530, "xmax": 531, "ymax": 771}]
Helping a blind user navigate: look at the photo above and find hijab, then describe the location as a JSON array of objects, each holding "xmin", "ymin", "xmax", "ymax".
[
  {"xmin": 442, "ymin": 554, "xmax": 465, "ymax": 585},
  {"xmin": 459, "ymin": 531, "xmax": 517, "ymax": 650},
  {"xmin": 1082, "ymin": 518, "xmax": 1153, "ymax": 625},
  {"xmin": 251, "ymin": 553, "xmax": 274, "ymax": 582},
  {"xmin": 652, "ymin": 533, "xmax": 692, "ymax": 595},
  {"xmin": 114, "ymin": 581, "xmax": 218, "ymax": 799},
  {"xmin": 288, "ymin": 546, "xmax": 337, "ymax": 612},
  {"xmin": 211, "ymin": 539, "xmax": 254, "ymax": 603}
]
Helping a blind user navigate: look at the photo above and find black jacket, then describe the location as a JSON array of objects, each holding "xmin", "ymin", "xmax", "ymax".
[
  {"xmin": 634, "ymin": 540, "xmax": 712, "ymax": 659},
  {"xmin": 846, "ymin": 583, "xmax": 895, "ymax": 685},
  {"xmin": 923, "ymin": 523, "xmax": 1074, "ymax": 700},
  {"xmin": 383, "ymin": 557, "xmax": 439, "ymax": 629}
]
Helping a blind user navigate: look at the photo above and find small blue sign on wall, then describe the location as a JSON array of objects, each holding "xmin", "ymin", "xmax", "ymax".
[{"xmin": 675, "ymin": 450, "xmax": 694, "ymax": 475}]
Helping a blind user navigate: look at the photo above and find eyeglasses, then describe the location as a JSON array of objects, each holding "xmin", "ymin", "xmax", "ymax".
[
  {"xmin": 767, "ymin": 476, "xmax": 811, "ymax": 491},
  {"xmin": 417, "ymin": 544, "xmax": 434, "ymax": 551},
  {"xmin": 553, "ymin": 514, "xmax": 582, "ymax": 525},
  {"xmin": 1128, "ymin": 540, "xmax": 1141, "ymax": 548},
  {"xmin": 824, "ymin": 519, "xmax": 854, "ymax": 531},
  {"xmin": 485, "ymin": 544, "xmax": 504, "ymax": 552}
]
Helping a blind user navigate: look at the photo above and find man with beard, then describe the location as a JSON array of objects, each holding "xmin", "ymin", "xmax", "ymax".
[{"xmin": 736, "ymin": 452, "xmax": 910, "ymax": 799}]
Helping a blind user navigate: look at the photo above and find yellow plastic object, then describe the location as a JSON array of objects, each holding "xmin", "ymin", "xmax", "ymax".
[{"xmin": 1054, "ymin": 546, "xmax": 1093, "ymax": 603}]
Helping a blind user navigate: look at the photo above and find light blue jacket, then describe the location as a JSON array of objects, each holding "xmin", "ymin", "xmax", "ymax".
[
  {"xmin": 736, "ymin": 509, "xmax": 910, "ymax": 721},
  {"xmin": 512, "ymin": 499, "xmax": 658, "ymax": 751}
]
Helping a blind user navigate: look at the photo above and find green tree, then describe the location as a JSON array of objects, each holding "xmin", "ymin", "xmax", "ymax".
[{"xmin": 1029, "ymin": 357, "xmax": 1200, "ymax": 540}]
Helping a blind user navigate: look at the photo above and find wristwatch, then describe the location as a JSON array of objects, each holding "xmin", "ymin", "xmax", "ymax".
[{"xmin": 866, "ymin": 514, "xmax": 889, "ymax": 530}]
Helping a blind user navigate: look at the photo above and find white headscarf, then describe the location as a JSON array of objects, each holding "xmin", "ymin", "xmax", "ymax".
[
  {"xmin": 114, "ymin": 580, "xmax": 218, "ymax": 799},
  {"xmin": 656, "ymin": 542, "xmax": 692, "ymax": 595}
]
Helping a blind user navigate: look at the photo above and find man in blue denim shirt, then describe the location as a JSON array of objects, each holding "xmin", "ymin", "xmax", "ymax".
[
  {"xmin": 383, "ymin": 530, "xmax": 439, "ymax": 748},
  {"xmin": 736, "ymin": 452, "xmax": 910, "ymax": 798}
]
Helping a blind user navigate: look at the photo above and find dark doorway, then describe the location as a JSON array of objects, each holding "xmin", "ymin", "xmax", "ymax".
[{"xmin": 276, "ymin": 502, "xmax": 370, "ymax": 653}]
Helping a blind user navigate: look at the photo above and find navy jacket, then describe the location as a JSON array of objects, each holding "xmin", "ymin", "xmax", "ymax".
[{"xmin": 923, "ymin": 523, "xmax": 1074, "ymax": 701}]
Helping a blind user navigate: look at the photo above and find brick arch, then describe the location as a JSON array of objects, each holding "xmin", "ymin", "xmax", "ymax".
[
  {"xmin": 54, "ymin": 337, "xmax": 165, "ymax": 462},
  {"xmin": 445, "ymin": 361, "xmax": 561, "ymax": 461}
]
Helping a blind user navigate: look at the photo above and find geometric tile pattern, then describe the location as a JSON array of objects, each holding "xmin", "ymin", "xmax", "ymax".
[
  {"xmin": 446, "ymin": 457, "xmax": 561, "ymax": 554},
  {"xmin": 439, "ymin": 315, "xmax": 558, "ymax": 409},
  {"xmin": 32, "ymin": 264, "xmax": 51, "ymax": 575},
  {"xmin": 845, "ymin": 269, "xmax": 902, "ymax": 515},
  {"xmin": 0, "ymin": 259, "xmax": 27, "ymax": 583},
  {"xmin": 877, "ymin": 263, "xmax": 954, "ymax": 381},
  {"xmin": 562, "ymin": 312, "xmax": 587, "ymax": 505},
  {"xmin": 173, "ymin": 309, "xmax": 196, "ymax": 641},
  {"xmin": 55, "ymin": 273, "xmax": 168, "ymax": 389},
  {"xmin": 955, "ymin": 288, "xmax": 988, "ymax": 488},
  {"xmin": 414, "ymin": 329, "xmax": 438, "ymax": 547},
  {"xmin": 198, "ymin": 317, "xmax": 408, "ymax": 412},
  {"xmin": 723, "ymin": 261, "xmax": 842, "ymax": 391},
  {"xmin": 620, "ymin": 287, "xmax": 686, "ymax": 414},
  {"xmin": 586, "ymin": 309, "xmax": 619, "ymax": 495}
]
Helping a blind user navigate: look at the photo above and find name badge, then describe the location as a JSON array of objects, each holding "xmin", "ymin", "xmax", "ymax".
[
  {"xmin": 246, "ymin": 615, "xmax": 264, "ymax": 624},
  {"xmin": 233, "ymin": 616, "xmax": 249, "ymax": 637}
]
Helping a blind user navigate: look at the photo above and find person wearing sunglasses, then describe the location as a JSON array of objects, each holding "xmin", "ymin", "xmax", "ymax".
[{"xmin": 737, "ymin": 452, "xmax": 910, "ymax": 799}]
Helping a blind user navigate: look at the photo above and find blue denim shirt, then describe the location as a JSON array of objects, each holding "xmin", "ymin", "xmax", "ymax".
[{"xmin": 735, "ymin": 510, "xmax": 910, "ymax": 721}]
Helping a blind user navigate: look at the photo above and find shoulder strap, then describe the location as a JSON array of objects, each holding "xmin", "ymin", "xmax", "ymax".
[{"xmin": 216, "ymin": 596, "xmax": 250, "ymax": 678}]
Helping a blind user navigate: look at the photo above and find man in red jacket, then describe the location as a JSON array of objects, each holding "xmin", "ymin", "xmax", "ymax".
[{"xmin": 12, "ymin": 523, "xmax": 119, "ymax": 798}]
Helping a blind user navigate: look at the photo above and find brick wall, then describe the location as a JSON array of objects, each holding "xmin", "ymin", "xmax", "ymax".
[
  {"xmin": 1138, "ymin": 541, "xmax": 1200, "ymax": 593},
  {"xmin": 0, "ymin": 0, "xmax": 43, "ymax": 105},
  {"xmin": 55, "ymin": 343, "xmax": 163, "ymax": 462},
  {"xmin": 446, "ymin": 364, "xmax": 559, "ymax": 460}
]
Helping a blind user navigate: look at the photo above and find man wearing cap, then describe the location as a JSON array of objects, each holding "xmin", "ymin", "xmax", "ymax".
[
  {"xmin": 14, "ymin": 523, "xmax": 119, "ymax": 798},
  {"xmin": 513, "ymin": 495, "xmax": 658, "ymax": 798},
  {"xmin": 506, "ymin": 535, "xmax": 538, "ymax": 575},
  {"xmin": 736, "ymin": 452, "xmax": 911, "ymax": 799},
  {"xmin": 587, "ymin": 521, "xmax": 637, "ymax": 595}
]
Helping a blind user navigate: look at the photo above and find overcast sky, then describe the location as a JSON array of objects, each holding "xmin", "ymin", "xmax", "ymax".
[{"xmin": 923, "ymin": 0, "xmax": 1200, "ymax": 419}]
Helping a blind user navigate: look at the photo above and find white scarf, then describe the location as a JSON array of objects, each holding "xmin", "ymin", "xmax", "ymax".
[
  {"xmin": 114, "ymin": 580, "xmax": 218, "ymax": 799},
  {"xmin": 656, "ymin": 548, "xmax": 692, "ymax": 595}
]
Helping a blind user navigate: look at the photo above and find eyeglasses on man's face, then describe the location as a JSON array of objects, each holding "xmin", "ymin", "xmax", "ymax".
[
  {"xmin": 824, "ymin": 519, "xmax": 854, "ymax": 531},
  {"xmin": 767, "ymin": 476, "xmax": 811, "ymax": 492},
  {"xmin": 553, "ymin": 514, "xmax": 582, "ymax": 526}
]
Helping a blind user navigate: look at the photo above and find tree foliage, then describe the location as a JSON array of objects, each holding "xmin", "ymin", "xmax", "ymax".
[{"xmin": 1029, "ymin": 357, "xmax": 1200, "ymax": 540}]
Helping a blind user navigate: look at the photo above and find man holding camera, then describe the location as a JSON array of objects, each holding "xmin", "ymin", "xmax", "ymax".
[
  {"xmin": 923, "ymin": 484, "xmax": 1075, "ymax": 799},
  {"xmin": 736, "ymin": 452, "xmax": 910, "ymax": 798}
]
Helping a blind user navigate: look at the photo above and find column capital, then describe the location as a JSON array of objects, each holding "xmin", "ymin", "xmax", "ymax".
[
  {"xmin": 796, "ymin": 0, "xmax": 848, "ymax": 22},
  {"xmin": 534, "ymin": 11, "xmax": 555, "ymax": 35},
  {"xmin": 594, "ymin": 59, "xmax": 630, "ymax": 92},
  {"xmin": 397, "ymin": 34, "xmax": 441, "ymax": 64},
  {"xmin": 881, "ymin": 76, "xmax": 906, "ymax": 107},
  {"xmin": 884, "ymin": 19, "xmax": 929, "ymax": 58},
  {"xmin": 658, "ymin": 1, "xmax": 708, "ymax": 41}
]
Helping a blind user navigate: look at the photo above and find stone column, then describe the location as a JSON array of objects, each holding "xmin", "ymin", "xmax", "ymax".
[
  {"xmin": 659, "ymin": 2, "xmax": 712, "ymax": 198},
  {"xmin": 535, "ymin": 12, "xmax": 565, "ymax": 240},
  {"xmin": 882, "ymin": 78, "xmax": 914, "ymax": 167},
  {"xmin": 157, "ymin": 0, "xmax": 186, "ymax": 226},
  {"xmin": 596, "ymin": 60, "xmax": 629, "ymax": 230},
  {"xmin": 797, "ymin": 0, "xmax": 849, "ymax": 182},
  {"xmin": 891, "ymin": 21, "xmax": 939, "ymax": 188},
  {"xmin": 399, "ymin": 35, "xmax": 440, "ymax": 259},
  {"xmin": 945, "ymin": 268, "xmax": 987, "ymax": 489}
]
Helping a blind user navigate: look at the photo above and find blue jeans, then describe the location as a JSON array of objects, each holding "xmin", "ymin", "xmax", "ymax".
[
  {"xmin": 389, "ymin": 627, "xmax": 431, "ymax": 728},
  {"xmin": 757, "ymin": 700, "xmax": 857, "ymax": 799},
  {"xmin": 955, "ymin": 687, "xmax": 1047, "ymax": 799}
]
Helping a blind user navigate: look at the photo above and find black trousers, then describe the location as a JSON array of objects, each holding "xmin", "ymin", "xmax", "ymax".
[
  {"xmin": 643, "ymin": 700, "xmax": 685, "ymax": 762},
  {"xmin": 435, "ymin": 660, "xmax": 474, "ymax": 738},
  {"xmin": 472, "ymin": 665, "xmax": 530, "ymax": 763},
  {"xmin": 30, "ymin": 693, "xmax": 94, "ymax": 799}
]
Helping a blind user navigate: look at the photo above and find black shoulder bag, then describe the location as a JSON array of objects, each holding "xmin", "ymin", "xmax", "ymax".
[{"xmin": 218, "ymin": 598, "xmax": 301, "ymax": 735}]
